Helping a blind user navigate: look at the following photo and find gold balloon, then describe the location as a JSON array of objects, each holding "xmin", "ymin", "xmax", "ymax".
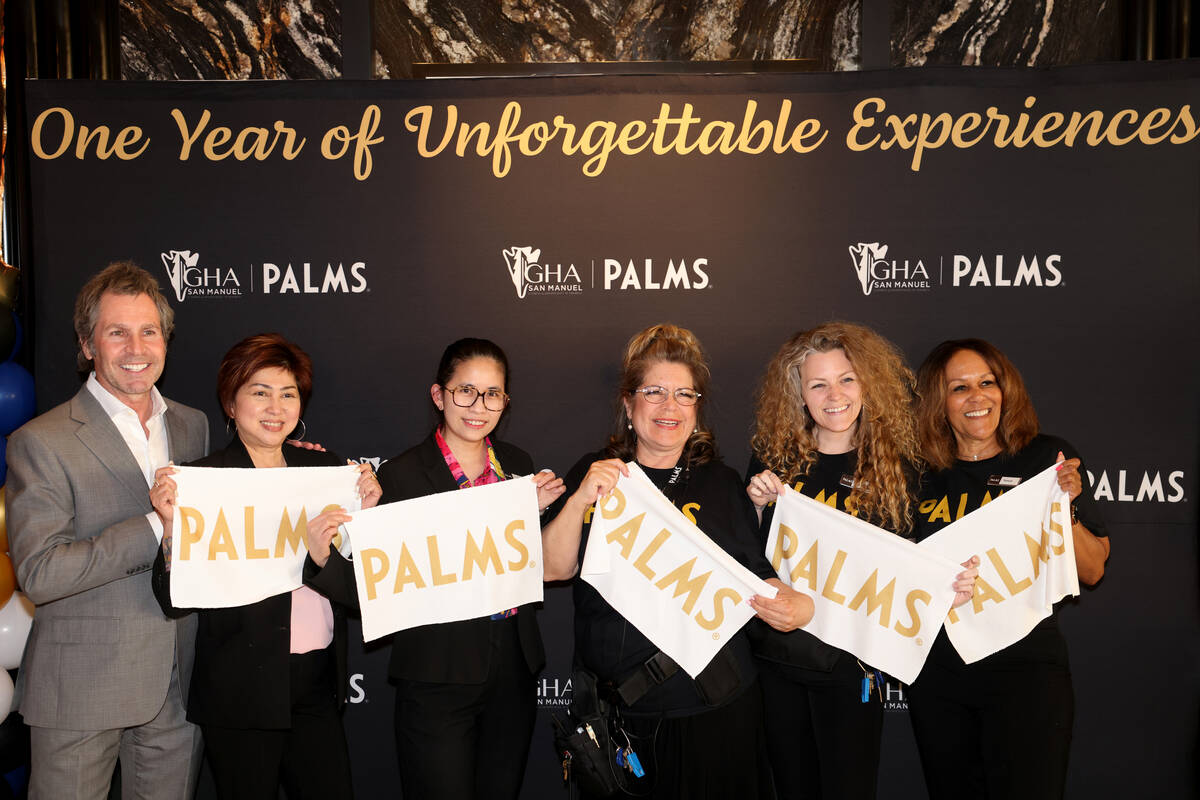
[
  {"xmin": 0, "ymin": 553, "xmax": 15, "ymax": 610},
  {"xmin": 0, "ymin": 264, "xmax": 18, "ymax": 310}
]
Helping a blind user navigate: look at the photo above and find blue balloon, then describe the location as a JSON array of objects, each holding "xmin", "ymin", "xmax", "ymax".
[{"xmin": 0, "ymin": 363, "xmax": 34, "ymax": 437}]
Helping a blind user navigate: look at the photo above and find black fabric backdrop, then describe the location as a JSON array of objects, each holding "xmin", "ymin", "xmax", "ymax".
[{"xmin": 24, "ymin": 60, "xmax": 1200, "ymax": 798}]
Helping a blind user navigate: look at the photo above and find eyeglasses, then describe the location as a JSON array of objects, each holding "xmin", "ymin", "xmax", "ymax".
[
  {"xmin": 632, "ymin": 386, "xmax": 701, "ymax": 406},
  {"xmin": 442, "ymin": 385, "xmax": 510, "ymax": 411}
]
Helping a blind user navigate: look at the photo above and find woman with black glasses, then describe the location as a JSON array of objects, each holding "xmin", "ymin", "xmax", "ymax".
[{"xmin": 375, "ymin": 338, "xmax": 565, "ymax": 800}]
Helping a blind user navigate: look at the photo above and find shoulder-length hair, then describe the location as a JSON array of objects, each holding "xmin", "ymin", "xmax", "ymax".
[
  {"xmin": 605, "ymin": 323, "xmax": 717, "ymax": 466},
  {"xmin": 915, "ymin": 338, "xmax": 1039, "ymax": 470},
  {"xmin": 750, "ymin": 321, "xmax": 919, "ymax": 533},
  {"xmin": 217, "ymin": 334, "xmax": 314, "ymax": 421}
]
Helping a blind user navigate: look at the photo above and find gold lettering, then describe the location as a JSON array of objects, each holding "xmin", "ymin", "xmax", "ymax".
[
  {"xmin": 504, "ymin": 519, "xmax": 530, "ymax": 570},
  {"xmin": 695, "ymin": 587, "xmax": 741, "ymax": 631},
  {"xmin": 605, "ymin": 511, "xmax": 645, "ymax": 560},
  {"xmin": 821, "ymin": 549, "xmax": 849, "ymax": 605},
  {"xmin": 598, "ymin": 488, "xmax": 626, "ymax": 519},
  {"xmin": 654, "ymin": 557, "xmax": 712, "ymax": 615},
  {"xmin": 31, "ymin": 107, "xmax": 75, "ymax": 159},
  {"xmin": 360, "ymin": 548, "xmax": 389, "ymax": 601},
  {"xmin": 208, "ymin": 509, "xmax": 238, "ymax": 560},
  {"xmin": 1025, "ymin": 530, "xmax": 1050, "ymax": 579},
  {"xmin": 393, "ymin": 543, "xmax": 427, "ymax": 592},
  {"xmin": 893, "ymin": 589, "xmax": 931, "ymax": 638},
  {"xmin": 177, "ymin": 507, "xmax": 205, "ymax": 561},
  {"xmin": 681, "ymin": 502, "xmax": 699, "ymax": 525},
  {"xmin": 462, "ymin": 527, "xmax": 504, "ymax": 580},
  {"xmin": 986, "ymin": 547, "xmax": 1031, "ymax": 595},
  {"xmin": 426, "ymin": 535, "xmax": 457, "ymax": 586},
  {"xmin": 847, "ymin": 569, "xmax": 896, "ymax": 628},
  {"xmin": 969, "ymin": 576, "xmax": 1005, "ymax": 614},
  {"xmin": 275, "ymin": 507, "xmax": 307, "ymax": 558},
  {"xmin": 790, "ymin": 539, "xmax": 819, "ymax": 590},
  {"xmin": 243, "ymin": 506, "xmax": 269, "ymax": 559},
  {"xmin": 771, "ymin": 523, "xmax": 799, "ymax": 572},
  {"xmin": 632, "ymin": 528, "xmax": 671, "ymax": 580}
]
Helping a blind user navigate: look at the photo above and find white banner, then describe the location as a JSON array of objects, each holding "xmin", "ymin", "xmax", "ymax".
[
  {"xmin": 344, "ymin": 477, "xmax": 544, "ymax": 642},
  {"xmin": 169, "ymin": 465, "xmax": 361, "ymax": 608},
  {"xmin": 581, "ymin": 464, "xmax": 776, "ymax": 678},
  {"xmin": 920, "ymin": 465, "xmax": 1078, "ymax": 664},
  {"xmin": 766, "ymin": 486, "xmax": 961, "ymax": 684}
]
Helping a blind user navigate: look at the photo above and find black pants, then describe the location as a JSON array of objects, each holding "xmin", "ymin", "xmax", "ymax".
[
  {"xmin": 758, "ymin": 653, "xmax": 883, "ymax": 800},
  {"xmin": 202, "ymin": 647, "xmax": 353, "ymax": 800},
  {"xmin": 907, "ymin": 648, "xmax": 1074, "ymax": 800},
  {"xmin": 393, "ymin": 616, "xmax": 536, "ymax": 800}
]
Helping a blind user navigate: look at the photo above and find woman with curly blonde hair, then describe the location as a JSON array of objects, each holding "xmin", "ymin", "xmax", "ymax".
[{"xmin": 745, "ymin": 321, "xmax": 975, "ymax": 800}]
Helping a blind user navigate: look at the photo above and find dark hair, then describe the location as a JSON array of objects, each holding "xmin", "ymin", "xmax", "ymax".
[
  {"xmin": 605, "ymin": 323, "xmax": 716, "ymax": 465},
  {"xmin": 434, "ymin": 338, "xmax": 510, "ymax": 420},
  {"xmin": 74, "ymin": 261, "xmax": 175, "ymax": 370},
  {"xmin": 915, "ymin": 338, "xmax": 1039, "ymax": 470},
  {"xmin": 216, "ymin": 334, "xmax": 314, "ymax": 424}
]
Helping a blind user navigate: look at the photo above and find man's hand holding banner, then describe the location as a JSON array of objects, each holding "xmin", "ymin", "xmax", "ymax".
[
  {"xmin": 581, "ymin": 464, "xmax": 776, "ymax": 678},
  {"xmin": 765, "ymin": 487, "xmax": 961, "ymax": 684},
  {"xmin": 920, "ymin": 464, "xmax": 1078, "ymax": 664},
  {"xmin": 169, "ymin": 465, "xmax": 361, "ymax": 608},
  {"xmin": 344, "ymin": 477, "xmax": 544, "ymax": 642}
]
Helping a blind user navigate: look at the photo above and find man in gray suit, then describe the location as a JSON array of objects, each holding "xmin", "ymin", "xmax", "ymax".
[{"xmin": 7, "ymin": 262, "xmax": 209, "ymax": 798}]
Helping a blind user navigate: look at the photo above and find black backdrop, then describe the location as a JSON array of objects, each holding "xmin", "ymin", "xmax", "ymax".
[{"xmin": 24, "ymin": 60, "xmax": 1200, "ymax": 798}]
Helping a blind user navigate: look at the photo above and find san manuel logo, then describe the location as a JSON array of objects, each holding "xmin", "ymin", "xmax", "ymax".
[
  {"xmin": 503, "ymin": 246, "xmax": 583, "ymax": 298},
  {"xmin": 161, "ymin": 250, "xmax": 243, "ymax": 301}
]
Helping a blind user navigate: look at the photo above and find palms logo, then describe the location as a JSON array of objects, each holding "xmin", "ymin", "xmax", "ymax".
[
  {"xmin": 503, "ymin": 246, "xmax": 541, "ymax": 299},
  {"xmin": 848, "ymin": 242, "xmax": 888, "ymax": 296},
  {"xmin": 161, "ymin": 250, "xmax": 200, "ymax": 302}
]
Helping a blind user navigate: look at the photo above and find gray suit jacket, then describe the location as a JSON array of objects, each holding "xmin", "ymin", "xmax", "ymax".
[{"xmin": 6, "ymin": 385, "xmax": 208, "ymax": 730}]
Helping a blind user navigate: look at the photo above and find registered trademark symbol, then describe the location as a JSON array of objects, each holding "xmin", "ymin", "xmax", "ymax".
[
  {"xmin": 712, "ymin": 633, "xmax": 719, "ymax": 640},
  {"xmin": 528, "ymin": 561, "xmax": 536, "ymax": 569},
  {"xmin": 916, "ymin": 638, "xmax": 923, "ymax": 646}
]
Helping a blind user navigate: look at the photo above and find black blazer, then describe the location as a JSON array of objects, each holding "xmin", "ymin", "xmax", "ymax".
[
  {"xmin": 376, "ymin": 433, "xmax": 546, "ymax": 684},
  {"xmin": 151, "ymin": 439, "xmax": 357, "ymax": 729}
]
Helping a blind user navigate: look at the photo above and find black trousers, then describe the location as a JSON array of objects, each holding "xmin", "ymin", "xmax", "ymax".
[
  {"xmin": 758, "ymin": 653, "xmax": 883, "ymax": 800},
  {"xmin": 907, "ymin": 647, "xmax": 1074, "ymax": 800},
  {"xmin": 201, "ymin": 647, "xmax": 353, "ymax": 800},
  {"xmin": 393, "ymin": 616, "xmax": 536, "ymax": 800}
]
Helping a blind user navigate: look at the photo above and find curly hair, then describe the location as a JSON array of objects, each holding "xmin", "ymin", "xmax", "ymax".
[
  {"xmin": 915, "ymin": 338, "xmax": 1039, "ymax": 470},
  {"xmin": 750, "ymin": 321, "xmax": 919, "ymax": 533},
  {"xmin": 604, "ymin": 323, "xmax": 717, "ymax": 466}
]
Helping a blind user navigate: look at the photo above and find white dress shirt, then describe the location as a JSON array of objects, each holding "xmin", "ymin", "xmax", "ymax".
[{"xmin": 85, "ymin": 372, "xmax": 171, "ymax": 541}]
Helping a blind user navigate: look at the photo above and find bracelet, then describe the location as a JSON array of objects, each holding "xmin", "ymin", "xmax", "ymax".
[{"xmin": 1070, "ymin": 503, "xmax": 1079, "ymax": 525}]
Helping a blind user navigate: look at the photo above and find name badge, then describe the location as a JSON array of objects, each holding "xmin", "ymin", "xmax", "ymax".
[
  {"xmin": 839, "ymin": 474, "xmax": 856, "ymax": 489},
  {"xmin": 986, "ymin": 475, "xmax": 1022, "ymax": 487}
]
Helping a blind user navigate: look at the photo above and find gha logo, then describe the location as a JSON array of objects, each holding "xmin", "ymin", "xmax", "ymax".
[
  {"xmin": 536, "ymin": 675, "xmax": 573, "ymax": 709},
  {"xmin": 160, "ymin": 250, "xmax": 243, "ymax": 301},
  {"xmin": 503, "ymin": 246, "xmax": 583, "ymax": 298},
  {"xmin": 848, "ymin": 242, "xmax": 931, "ymax": 295}
]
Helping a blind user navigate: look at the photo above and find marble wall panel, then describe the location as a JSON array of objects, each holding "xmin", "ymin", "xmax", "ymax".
[
  {"xmin": 372, "ymin": 0, "xmax": 859, "ymax": 78},
  {"xmin": 120, "ymin": 0, "xmax": 343, "ymax": 79},
  {"xmin": 891, "ymin": 0, "xmax": 1121, "ymax": 67}
]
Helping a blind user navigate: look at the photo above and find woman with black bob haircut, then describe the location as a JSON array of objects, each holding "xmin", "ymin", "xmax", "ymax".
[
  {"xmin": 375, "ymin": 337, "xmax": 564, "ymax": 800},
  {"xmin": 150, "ymin": 333, "xmax": 380, "ymax": 799},
  {"xmin": 907, "ymin": 338, "xmax": 1110, "ymax": 800},
  {"xmin": 542, "ymin": 323, "xmax": 812, "ymax": 799}
]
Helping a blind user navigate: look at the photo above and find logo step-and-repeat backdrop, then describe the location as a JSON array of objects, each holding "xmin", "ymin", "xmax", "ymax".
[{"xmin": 25, "ymin": 61, "xmax": 1198, "ymax": 797}]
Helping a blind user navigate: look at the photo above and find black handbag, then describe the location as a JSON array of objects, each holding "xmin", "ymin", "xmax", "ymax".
[{"xmin": 551, "ymin": 670, "xmax": 627, "ymax": 798}]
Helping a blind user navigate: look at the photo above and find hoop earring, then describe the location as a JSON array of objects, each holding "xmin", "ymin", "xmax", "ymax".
[
  {"xmin": 291, "ymin": 419, "xmax": 307, "ymax": 441},
  {"xmin": 225, "ymin": 418, "xmax": 236, "ymax": 436}
]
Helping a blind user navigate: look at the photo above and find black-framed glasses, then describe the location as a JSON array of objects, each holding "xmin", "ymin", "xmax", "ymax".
[
  {"xmin": 632, "ymin": 386, "xmax": 701, "ymax": 406},
  {"xmin": 442, "ymin": 384, "xmax": 510, "ymax": 411}
]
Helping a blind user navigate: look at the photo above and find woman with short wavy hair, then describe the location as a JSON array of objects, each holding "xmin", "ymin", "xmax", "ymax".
[
  {"xmin": 745, "ymin": 321, "xmax": 976, "ymax": 800},
  {"xmin": 542, "ymin": 323, "xmax": 811, "ymax": 798}
]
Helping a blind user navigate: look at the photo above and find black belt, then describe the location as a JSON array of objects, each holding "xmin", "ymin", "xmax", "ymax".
[{"xmin": 615, "ymin": 651, "xmax": 680, "ymax": 706}]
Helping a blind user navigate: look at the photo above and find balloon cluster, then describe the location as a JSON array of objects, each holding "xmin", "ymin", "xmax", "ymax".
[{"xmin": 0, "ymin": 264, "xmax": 34, "ymax": 728}]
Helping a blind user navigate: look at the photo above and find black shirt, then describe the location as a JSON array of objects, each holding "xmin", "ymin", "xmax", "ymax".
[
  {"xmin": 552, "ymin": 452, "xmax": 773, "ymax": 717},
  {"xmin": 915, "ymin": 433, "xmax": 1108, "ymax": 668}
]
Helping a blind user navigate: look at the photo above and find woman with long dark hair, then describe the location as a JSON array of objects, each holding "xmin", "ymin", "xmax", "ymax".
[
  {"xmin": 907, "ymin": 338, "xmax": 1109, "ymax": 800},
  {"xmin": 376, "ymin": 337, "xmax": 564, "ymax": 800}
]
